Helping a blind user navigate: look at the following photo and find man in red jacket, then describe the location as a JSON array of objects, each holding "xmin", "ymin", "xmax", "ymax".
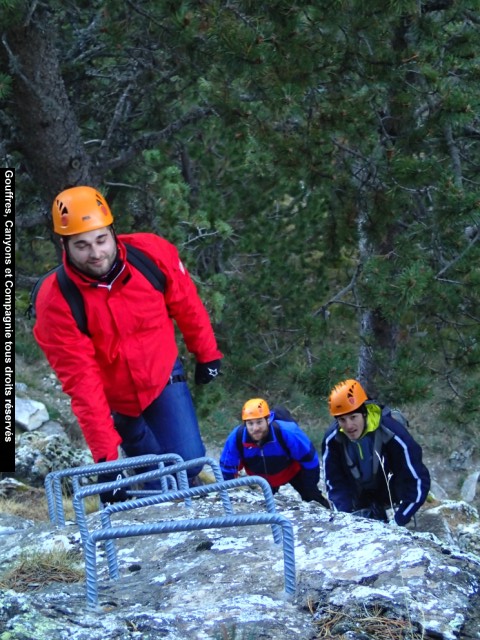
[{"xmin": 34, "ymin": 186, "xmax": 223, "ymax": 498}]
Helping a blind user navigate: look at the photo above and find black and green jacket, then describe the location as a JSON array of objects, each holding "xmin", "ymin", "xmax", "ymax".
[{"xmin": 321, "ymin": 403, "xmax": 430, "ymax": 525}]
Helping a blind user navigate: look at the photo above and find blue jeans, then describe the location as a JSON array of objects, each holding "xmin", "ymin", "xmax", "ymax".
[{"xmin": 112, "ymin": 359, "xmax": 206, "ymax": 483}]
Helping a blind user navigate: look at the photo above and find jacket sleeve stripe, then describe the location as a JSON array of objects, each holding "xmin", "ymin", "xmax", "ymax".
[
  {"xmin": 322, "ymin": 430, "xmax": 337, "ymax": 494},
  {"xmin": 392, "ymin": 434, "xmax": 423, "ymax": 515}
]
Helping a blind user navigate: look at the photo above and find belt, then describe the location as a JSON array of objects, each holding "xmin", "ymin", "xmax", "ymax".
[{"xmin": 167, "ymin": 374, "xmax": 187, "ymax": 385}]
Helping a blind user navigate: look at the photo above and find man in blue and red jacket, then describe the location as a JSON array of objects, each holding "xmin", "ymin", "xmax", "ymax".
[
  {"xmin": 34, "ymin": 186, "xmax": 223, "ymax": 497},
  {"xmin": 220, "ymin": 398, "xmax": 329, "ymax": 507}
]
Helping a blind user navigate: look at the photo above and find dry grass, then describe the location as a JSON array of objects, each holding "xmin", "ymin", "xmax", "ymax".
[
  {"xmin": 63, "ymin": 494, "xmax": 101, "ymax": 519},
  {"xmin": 310, "ymin": 603, "xmax": 424, "ymax": 640},
  {"xmin": 0, "ymin": 492, "xmax": 100, "ymax": 522},
  {"xmin": 0, "ymin": 548, "xmax": 84, "ymax": 592},
  {"xmin": 0, "ymin": 495, "xmax": 50, "ymax": 521}
]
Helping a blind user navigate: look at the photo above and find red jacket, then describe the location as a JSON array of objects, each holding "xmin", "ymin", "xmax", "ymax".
[{"xmin": 34, "ymin": 233, "xmax": 223, "ymax": 463}]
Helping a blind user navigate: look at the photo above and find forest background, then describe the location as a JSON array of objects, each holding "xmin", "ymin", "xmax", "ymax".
[{"xmin": 3, "ymin": 0, "xmax": 480, "ymax": 465}]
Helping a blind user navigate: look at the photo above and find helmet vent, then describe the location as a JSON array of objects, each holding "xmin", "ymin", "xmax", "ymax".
[{"xmin": 57, "ymin": 199, "xmax": 69, "ymax": 228}]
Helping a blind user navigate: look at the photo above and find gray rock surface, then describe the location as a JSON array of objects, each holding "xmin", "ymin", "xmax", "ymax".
[
  {"xmin": 14, "ymin": 426, "xmax": 93, "ymax": 486},
  {"xmin": 462, "ymin": 471, "xmax": 480, "ymax": 503},
  {"xmin": 5, "ymin": 387, "xmax": 480, "ymax": 639},
  {"xmin": 0, "ymin": 483, "xmax": 479, "ymax": 640},
  {"xmin": 14, "ymin": 397, "xmax": 49, "ymax": 431}
]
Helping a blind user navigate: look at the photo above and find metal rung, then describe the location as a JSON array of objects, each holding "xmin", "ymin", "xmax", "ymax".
[
  {"xmin": 84, "ymin": 511, "xmax": 296, "ymax": 606},
  {"xmin": 92, "ymin": 475, "xmax": 282, "ymax": 579},
  {"xmin": 45, "ymin": 454, "xmax": 187, "ymax": 526},
  {"xmin": 71, "ymin": 458, "xmax": 233, "ymax": 547}
]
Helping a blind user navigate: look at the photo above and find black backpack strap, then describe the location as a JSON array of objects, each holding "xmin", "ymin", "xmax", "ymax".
[
  {"xmin": 29, "ymin": 245, "xmax": 166, "ymax": 337},
  {"xmin": 125, "ymin": 244, "xmax": 166, "ymax": 293},
  {"xmin": 271, "ymin": 421, "xmax": 291, "ymax": 457},
  {"xmin": 56, "ymin": 266, "xmax": 90, "ymax": 336},
  {"xmin": 26, "ymin": 265, "xmax": 60, "ymax": 320}
]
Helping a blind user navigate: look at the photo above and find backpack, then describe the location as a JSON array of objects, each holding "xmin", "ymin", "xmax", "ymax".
[
  {"xmin": 27, "ymin": 243, "xmax": 166, "ymax": 337},
  {"xmin": 235, "ymin": 405, "xmax": 296, "ymax": 458},
  {"xmin": 271, "ymin": 405, "xmax": 296, "ymax": 424},
  {"xmin": 386, "ymin": 406, "xmax": 409, "ymax": 429}
]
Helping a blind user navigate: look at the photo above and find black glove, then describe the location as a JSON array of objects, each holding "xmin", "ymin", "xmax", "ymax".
[
  {"xmin": 97, "ymin": 470, "xmax": 129, "ymax": 504},
  {"xmin": 195, "ymin": 359, "xmax": 222, "ymax": 385},
  {"xmin": 293, "ymin": 468, "xmax": 329, "ymax": 508},
  {"xmin": 352, "ymin": 503, "xmax": 388, "ymax": 522},
  {"xmin": 300, "ymin": 488, "xmax": 330, "ymax": 508}
]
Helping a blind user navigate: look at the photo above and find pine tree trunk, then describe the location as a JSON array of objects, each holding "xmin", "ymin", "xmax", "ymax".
[
  {"xmin": 4, "ymin": 8, "xmax": 93, "ymax": 199},
  {"xmin": 357, "ymin": 203, "xmax": 399, "ymax": 398}
]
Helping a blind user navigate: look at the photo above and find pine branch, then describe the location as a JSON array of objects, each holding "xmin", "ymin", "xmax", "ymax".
[
  {"xmin": 103, "ymin": 107, "xmax": 217, "ymax": 172},
  {"xmin": 444, "ymin": 124, "xmax": 463, "ymax": 190},
  {"xmin": 125, "ymin": 0, "xmax": 172, "ymax": 34},
  {"xmin": 99, "ymin": 83, "xmax": 134, "ymax": 157},
  {"xmin": 421, "ymin": 0, "xmax": 454, "ymax": 13},
  {"xmin": 312, "ymin": 264, "xmax": 362, "ymax": 318},
  {"xmin": 1, "ymin": 34, "xmax": 42, "ymax": 100},
  {"xmin": 23, "ymin": 0, "xmax": 40, "ymax": 26},
  {"xmin": 435, "ymin": 233, "xmax": 480, "ymax": 280}
]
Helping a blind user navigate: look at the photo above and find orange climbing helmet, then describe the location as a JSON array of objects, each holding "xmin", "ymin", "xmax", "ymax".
[
  {"xmin": 242, "ymin": 398, "xmax": 270, "ymax": 421},
  {"xmin": 52, "ymin": 186, "xmax": 114, "ymax": 235},
  {"xmin": 328, "ymin": 379, "xmax": 368, "ymax": 416}
]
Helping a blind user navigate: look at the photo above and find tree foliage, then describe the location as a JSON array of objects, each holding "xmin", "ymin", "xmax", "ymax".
[{"xmin": 3, "ymin": 0, "xmax": 479, "ymax": 417}]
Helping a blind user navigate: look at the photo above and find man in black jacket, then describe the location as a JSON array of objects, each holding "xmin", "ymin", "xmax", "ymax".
[{"xmin": 322, "ymin": 379, "xmax": 430, "ymax": 525}]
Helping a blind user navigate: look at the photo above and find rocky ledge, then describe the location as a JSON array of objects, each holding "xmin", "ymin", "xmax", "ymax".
[{"xmin": 0, "ymin": 480, "xmax": 479, "ymax": 640}]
